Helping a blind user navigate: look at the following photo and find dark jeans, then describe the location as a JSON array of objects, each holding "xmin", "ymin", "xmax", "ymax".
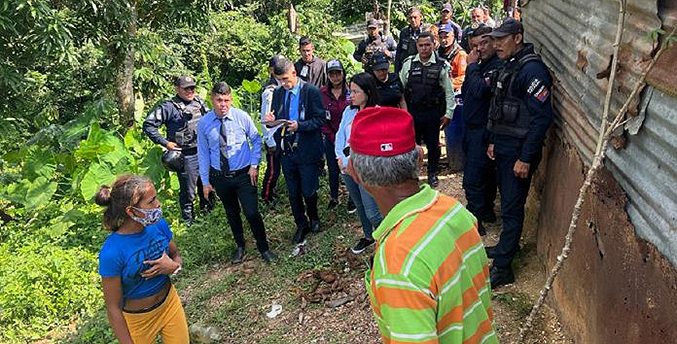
[
  {"xmin": 323, "ymin": 137, "xmax": 340, "ymax": 200},
  {"xmin": 462, "ymin": 127, "xmax": 497, "ymax": 223},
  {"xmin": 414, "ymin": 118, "xmax": 441, "ymax": 175},
  {"xmin": 342, "ymin": 173, "xmax": 382, "ymax": 239},
  {"xmin": 178, "ymin": 153, "xmax": 215, "ymax": 223},
  {"xmin": 210, "ymin": 167, "xmax": 269, "ymax": 253},
  {"xmin": 280, "ymin": 152, "xmax": 320, "ymax": 229},
  {"xmin": 261, "ymin": 146, "xmax": 281, "ymax": 202},
  {"xmin": 492, "ymin": 138, "xmax": 540, "ymax": 268}
]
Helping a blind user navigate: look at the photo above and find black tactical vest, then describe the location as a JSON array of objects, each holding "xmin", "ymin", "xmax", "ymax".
[
  {"xmin": 405, "ymin": 58, "xmax": 446, "ymax": 114},
  {"xmin": 398, "ymin": 27, "xmax": 420, "ymax": 61},
  {"xmin": 169, "ymin": 96, "xmax": 207, "ymax": 150},
  {"xmin": 487, "ymin": 54, "xmax": 541, "ymax": 138}
]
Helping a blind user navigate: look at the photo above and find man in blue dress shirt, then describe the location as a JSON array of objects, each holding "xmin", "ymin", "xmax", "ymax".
[
  {"xmin": 264, "ymin": 56, "xmax": 326, "ymax": 246},
  {"xmin": 198, "ymin": 82, "xmax": 277, "ymax": 264}
]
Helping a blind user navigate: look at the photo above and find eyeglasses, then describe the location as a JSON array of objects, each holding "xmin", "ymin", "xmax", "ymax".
[{"xmin": 183, "ymin": 86, "xmax": 196, "ymax": 91}]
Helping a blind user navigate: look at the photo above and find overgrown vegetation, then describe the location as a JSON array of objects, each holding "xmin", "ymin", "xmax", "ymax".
[{"xmin": 0, "ymin": 0, "xmax": 500, "ymax": 342}]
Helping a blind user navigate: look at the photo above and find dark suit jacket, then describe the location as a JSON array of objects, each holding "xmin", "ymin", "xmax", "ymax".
[{"xmin": 270, "ymin": 80, "xmax": 326, "ymax": 163}]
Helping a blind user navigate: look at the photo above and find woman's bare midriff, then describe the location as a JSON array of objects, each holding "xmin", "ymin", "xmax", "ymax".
[{"xmin": 123, "ymin": 279, "xmax": 170, "ymax": 311}]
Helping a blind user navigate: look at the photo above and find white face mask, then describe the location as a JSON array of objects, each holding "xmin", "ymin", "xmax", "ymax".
[{"xmin": 131, "ymin": 207, "xmax": 163, "ymax": 227}]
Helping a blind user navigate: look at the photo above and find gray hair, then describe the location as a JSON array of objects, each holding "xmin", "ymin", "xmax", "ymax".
[{"xmin": 351, "ymin": 147, "xmax": 420, "ymax": 187}]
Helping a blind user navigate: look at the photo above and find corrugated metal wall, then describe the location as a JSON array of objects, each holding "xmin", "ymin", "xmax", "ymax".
[{"xmin": 522, "ymin": 0, "xmax": 677, "ymax": 265}]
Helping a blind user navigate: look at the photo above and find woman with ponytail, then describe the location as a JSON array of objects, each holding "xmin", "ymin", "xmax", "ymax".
[{"xmin": 95, "ymin": 175, "xmax": 188, "ymax": 344}]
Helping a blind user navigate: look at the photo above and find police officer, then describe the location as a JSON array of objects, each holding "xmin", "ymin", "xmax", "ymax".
[
  {"xmin": 261, "ymin": 56, "xmax": 283, "ymax": 203},
  {"xmin": 400, "ymin": 31, "xmax": 455, "ymax": 188},
  {"xmin": 461, "ymin": 25, "xmax": 503, "ymax": 237},
  {"xmin": 143, "ymin": 75, "xmax": 214, "ymax": 224},
  {"xmin": 264, "ymin": 57, "xmax": 326, "ymax": 246},
  {"xmin": 485, "ymin": 19, "xmax": 553, "ymax": 288},
  {"xmin": 353, "ymin": 18, "xmax": 397, "ymax": 72},
  {"xmin": 394, "ymin": 7, "xmax": 423, "ymax": 73},
  {"xmin": 369, "ymin": 52, "xmax": 406, "ymax": 108}
]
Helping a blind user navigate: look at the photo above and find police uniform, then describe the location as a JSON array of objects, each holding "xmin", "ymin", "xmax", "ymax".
[
  {"xmin": 260, "ymin": 79, "xmax": 282, "ymax": 202},
  {"xmin": 461, "ymin": 54, "xmax": 503, "ymax": 234},
  {"xmin": 354, "ymin": 20, "xmax": 397, "ymax": 73},
  {"xmin": 370, "ymin": 53, "xmax": 404, "ymax": 108},
  {"xmin": 400, "ymin": 52, "xmax": 455, "ymax": 186},
  {"xmin": 268, "ymin": 79, "xmax": 326, "ymax": 244},
  {"xmin": 143, "ymin": 83, "xmax": 214, "ymax": 223},
  {"xmin": 394, "ymin": 25, "xmax": 421, "ymax": 73},
  {"xmin": 487, "ymin": 40, "xmax": 553, "ymax": 283}
]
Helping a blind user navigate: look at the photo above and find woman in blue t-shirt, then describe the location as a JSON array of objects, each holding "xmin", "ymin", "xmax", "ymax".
[{"xmin": 95, "ymin": 174, "xmax": 188, "ymax": 344}]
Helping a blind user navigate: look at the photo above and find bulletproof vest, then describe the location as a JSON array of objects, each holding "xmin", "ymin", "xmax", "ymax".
[
  {"xmin": 169, "ymin": 96, "xmax": 207, "ymax": 149},
  {"xmin": 405, "ymin": 58, "xmax": 446, "ymax": 112},
  {"xmin": 488, "ymin": 53, "xmax": 541, "ymax": 138},
  {"xmin": 398, "ymin": 27, "xmax": 419, "ymax": 59}
]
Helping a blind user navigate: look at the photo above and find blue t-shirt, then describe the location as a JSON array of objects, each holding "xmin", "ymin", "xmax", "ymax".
[{"xmin": 98, "ymin": 218, "xmax": 173, "ymax": 299}]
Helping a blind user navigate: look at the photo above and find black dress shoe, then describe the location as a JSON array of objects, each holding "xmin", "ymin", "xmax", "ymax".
[
  {"xmin": 309, "ymin": 220, "xmax": 322, "ymax": 233},
  {"xmin": 292, "ymin": 226, "xmax": 308, "ymax": 245},
  {"xmin": 231, "ymin": 247, "xmax": 245, "ymax": 264},
  {"xmin": 261, "ymin": 250, "xmax": 278, "ymax": 263},
  {"xmin": 327, "ymin": 198, "xmax": 339, "ymax": 210},
  {"xmin": 485, "ymin": 245, "xmax": 496, "ymax": 259},
  {"xmin": 490, "ymin": 264, "xmax": 514, "ymax": 289},
  {"xmin": 428, "ymin": 174, "xmax": 439, "ymax": 188}
]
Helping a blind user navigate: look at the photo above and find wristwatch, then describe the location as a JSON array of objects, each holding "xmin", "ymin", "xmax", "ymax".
[{"xmin": 171, "ymin": 265, "xmax": 182, "ymax": 276}]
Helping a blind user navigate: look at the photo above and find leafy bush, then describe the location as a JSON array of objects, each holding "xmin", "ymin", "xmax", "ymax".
[{"xmin": 0, "ymin": 243, "xmax": 102, "ymax": 342}]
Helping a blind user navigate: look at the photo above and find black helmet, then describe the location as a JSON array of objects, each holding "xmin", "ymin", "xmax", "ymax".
[{"xmin": 162, "ymin": 150, "xmax": 184, "ymax": 172}]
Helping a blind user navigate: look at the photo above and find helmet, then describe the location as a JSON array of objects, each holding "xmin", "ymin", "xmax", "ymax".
[{"xmin": 161, "ymin": 150, "xmax": 184, "ymax": 172}]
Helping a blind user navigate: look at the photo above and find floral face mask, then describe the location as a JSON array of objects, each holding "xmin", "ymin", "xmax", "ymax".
[{"xmin": 131, "ymin": 207, "xmax": 163, "ymax": 227}]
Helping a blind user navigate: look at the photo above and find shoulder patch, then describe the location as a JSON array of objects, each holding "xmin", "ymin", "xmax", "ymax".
[
  {"xmin": 527, "ymin": 78, "xmax": 542, "ymax": 94},
  {"xmin": 533, "ymin": 85, "xmax": 550, "ymax": 103}
]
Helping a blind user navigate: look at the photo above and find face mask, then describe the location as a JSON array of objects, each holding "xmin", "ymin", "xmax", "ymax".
[{"xmin": 131, "ymin": 207, "xmax": 163, "ymax": 227}]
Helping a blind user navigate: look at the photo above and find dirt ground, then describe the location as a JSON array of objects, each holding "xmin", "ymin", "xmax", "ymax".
[{"xmin": 178, "ymin": 157, "xmax": 575, "ymax": 343}]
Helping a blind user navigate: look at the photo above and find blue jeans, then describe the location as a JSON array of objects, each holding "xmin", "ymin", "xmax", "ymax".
[{"xmin": 342, "ymin": 173, "xmax": 382, "ymax": 239}]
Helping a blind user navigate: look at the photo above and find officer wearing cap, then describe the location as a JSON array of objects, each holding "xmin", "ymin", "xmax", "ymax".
[
  {"xmin": 399, "ymin": 31, "xmax": 455, "ymax": 188},
  {"xmin": 264, "ymin": 56, "xmax": 326, "ymax": 246},
  {"xmin": 143, "ymin": 75, "xmax": 213, "ymax": 224},
  {"xmin": 485, "ymin": 18, "xmax": 553, "ymax": 288},
  {"xmin": 394, "ymin": 7, "xmax": 423, "ymax": 73},
  {"xmin": 346, "ymin": 107, "xmax": 498, "ymax": 344},
  {"xmin": 438, "ymin": 3, "xmax": 463, "ymax": 44},
  {"xmin": 437, "ymin": 22, "xmax": 467, "ymax": 91},
  {"xmin": 353, "ymin": 18, "xmax": 397, "ymax": 72},
  {"xmin": 294, "ymin": 37, "xmax": 327, "ymax": 88},
  {"xmin": 369, "ymin": 52, "xmax": 406, "ymax": 108},
  {"xmin": 461, "ymin": 25, "xmax": 503, "ymax": 237}
]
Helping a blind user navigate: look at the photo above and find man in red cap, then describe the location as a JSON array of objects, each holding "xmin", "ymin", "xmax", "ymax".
[{"xmin": 347, "ymin": 107, "xmax": 497, "ymax": 343}]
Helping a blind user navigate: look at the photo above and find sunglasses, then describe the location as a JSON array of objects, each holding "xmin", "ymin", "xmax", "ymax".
[{"xmin": 183, "ymin": 86, "xmax": 196, "ymax": 91}]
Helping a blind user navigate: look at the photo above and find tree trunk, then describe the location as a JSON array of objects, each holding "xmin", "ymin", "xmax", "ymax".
[
  {"xmin": 385, "ymin": 0, "xmax": 392, "ymax": 37},
  {"xmin": 113, "ymin": 2, "xmax": 137, "ymax": 130}
]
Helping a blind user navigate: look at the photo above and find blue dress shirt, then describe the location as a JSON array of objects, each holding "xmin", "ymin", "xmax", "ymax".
[
  {"xmin": 286, "ymin": 82, "xmax": 301, "ymax": 121},
  {"xmin": 197, "ymin": 107, "xmax": 262, "ymax": 185}
]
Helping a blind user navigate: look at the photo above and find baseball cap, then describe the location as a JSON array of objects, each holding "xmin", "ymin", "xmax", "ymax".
[
  {"xmin": 370, "ymin": 53, "xmax": 390, "ymax": 71},
  {"xmin": 438, "ymin": 22, "xmax": 453, "ymax": 34},
  {"xmin": 175, "ymin": 75, "xmax": 196, "ymax": 88},
  {"xmin": 367, "ymin": 18, "xmax": 380, "ymax": 29},
  {"xmin": 488, "ymin": 18, "xmax": 523, "ymax": 37},
  {"xmin": 327, "ymin": 59, "xmax": 344, "ymax": 72},
  {"xmin": 350, "ymin": 107, "xmax": 416, "ymax": 157},
  {"xmin": 441, "ymin": 3, "xmax": 453, "ymax": 12}
]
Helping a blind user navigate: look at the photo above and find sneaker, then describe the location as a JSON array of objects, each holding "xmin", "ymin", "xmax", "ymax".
[
  {"xmin": 351, "ymin": 237, "xmax": 375, "ymax": 254},
  {"xmin": 327, "ymin": 198, "xmax": 339, "ymax": 210},
  {"xmin": 347, "ymin": 199, "xmax": 357, "ymax": 214}
]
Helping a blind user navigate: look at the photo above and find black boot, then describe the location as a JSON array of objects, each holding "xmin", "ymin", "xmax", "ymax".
[
  {"xmin": 490, "ymin": 264, "xmax": 514, "ymax": 289},
  {"xmin": 231, "ymin": 247, "xmax": 245, "ymax": 265}
]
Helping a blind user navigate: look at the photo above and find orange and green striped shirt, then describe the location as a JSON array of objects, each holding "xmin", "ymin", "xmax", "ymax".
[{"xmin": 365, "ymin": 184, "xmax": 497, "ymax": 344}]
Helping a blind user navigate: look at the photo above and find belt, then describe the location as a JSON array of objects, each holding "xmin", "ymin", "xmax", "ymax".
[
  {"xmin": 181, "ymin": 147, "xmax": 198, "ymax": 156},
  {"xmin": 210, "ymin": 166, "xmax": 250, "ymax": 178}
]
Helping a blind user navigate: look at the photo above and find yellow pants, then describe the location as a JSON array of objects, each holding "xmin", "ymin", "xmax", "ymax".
[{"xmin": 123, "ymin": 284, "xmax": 189, "ymax": 344}]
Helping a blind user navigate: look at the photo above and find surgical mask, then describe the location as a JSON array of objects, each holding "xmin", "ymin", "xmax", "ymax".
[{"xmin": 131, "ymin": 207, "xmax": 163, "ymax": 227}]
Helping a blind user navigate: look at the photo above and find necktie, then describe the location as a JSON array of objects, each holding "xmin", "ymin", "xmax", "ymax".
[{"xmin": 219, "ymin": 118, "xmax": 230, "ymax": 172}]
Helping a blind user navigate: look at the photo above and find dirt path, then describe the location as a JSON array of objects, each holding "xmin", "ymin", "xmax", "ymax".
[{"xmin": 177, "ymin": 165, "xmax": 575, "ymax": 343}]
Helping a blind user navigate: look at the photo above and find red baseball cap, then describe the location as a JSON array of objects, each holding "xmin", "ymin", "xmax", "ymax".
[{"xmin": 349, "ymin": 107, "xmax": 416, "ymax": 156}]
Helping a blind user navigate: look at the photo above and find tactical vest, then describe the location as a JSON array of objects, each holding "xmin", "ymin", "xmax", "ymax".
[
  {"xmin": 168, "ymin": 96, "xmax": 207, "ymax": 150},
  {"xmin": 405, "ymin": 58, "xmax": 446, "ymax": 114},
  {"xmin": 488, "ymin": 53, "xmax": 541, "ymax": 138},
  {"xmin": 397, "ymin": 27, "xmax": 420, "ymax": 60}
]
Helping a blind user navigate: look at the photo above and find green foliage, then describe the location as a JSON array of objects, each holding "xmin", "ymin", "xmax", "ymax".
[{"xmin": 0, "ymin": 243, "xmax": 101, "ymax": 342}]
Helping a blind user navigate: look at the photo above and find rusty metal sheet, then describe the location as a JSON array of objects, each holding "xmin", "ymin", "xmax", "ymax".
[{"xmin": 523, "ymin": 0, "xmax": 677, "ymax": 266}]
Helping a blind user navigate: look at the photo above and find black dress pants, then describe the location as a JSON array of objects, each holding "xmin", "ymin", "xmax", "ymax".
[
  {"xmin": 210, "ymin": 168, "xmax": 269, "ymax": 253},
  {"xmin": 280, "ymin": 152, "xmax": 320, "ymax": 230},
  {"xmin": 261, "ymin": 146, "xmax": 281, "ymax": 202}
]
